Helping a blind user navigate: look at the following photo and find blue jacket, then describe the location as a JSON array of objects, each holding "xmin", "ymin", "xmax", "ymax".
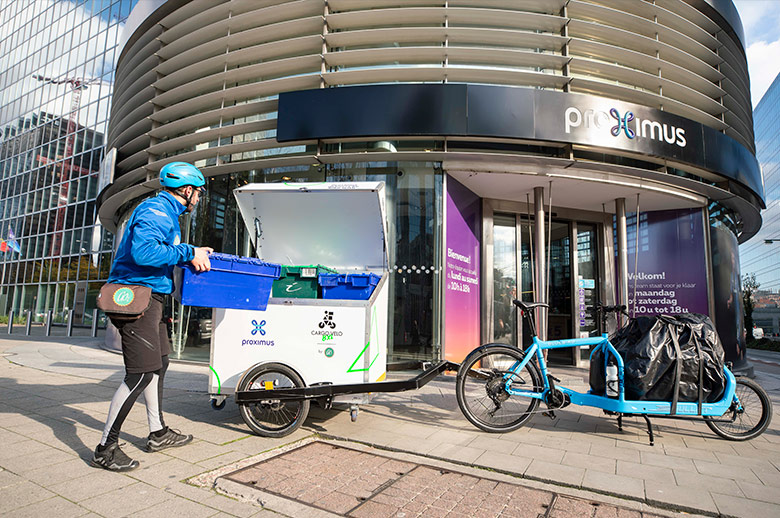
[{"xmin": 107, "ymin": 191, "xmax": 195, "ymax": 294}]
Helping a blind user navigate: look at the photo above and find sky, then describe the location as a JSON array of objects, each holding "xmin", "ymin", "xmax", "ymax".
[{"xmin": 733, "ymin": 0, "xmax": 780, "ymax": 107}]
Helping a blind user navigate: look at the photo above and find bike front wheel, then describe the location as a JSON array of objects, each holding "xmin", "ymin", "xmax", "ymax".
[
  {"xmin": 456, "ymin": 344, "xmax": 543, "ymax": 433},
  {"xmin": 705, "ymin": 377, "xmax": 772, "ymax": 441}
]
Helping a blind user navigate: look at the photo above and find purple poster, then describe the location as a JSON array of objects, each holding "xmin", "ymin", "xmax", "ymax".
[
  {"xmin": 445, "ymin": 177, "xmax": 481, "ymax": 362},
  {"xmin": 624, "ymin": 208, "xmax": 709, "ymax": 316}
]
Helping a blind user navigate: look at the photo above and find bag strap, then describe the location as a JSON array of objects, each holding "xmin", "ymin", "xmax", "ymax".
[
  {"xmin": 669, "ymin": 327, "xmax": 682, "ymax": 415},
  {"xmin": 695, "ymin": 334, "xmax": 704, "ymax": 415}
]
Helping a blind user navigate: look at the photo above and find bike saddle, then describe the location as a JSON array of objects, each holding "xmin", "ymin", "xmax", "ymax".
[{"xmin": 512, "ymin": 300, "xmax": 549, "ymax": 311}]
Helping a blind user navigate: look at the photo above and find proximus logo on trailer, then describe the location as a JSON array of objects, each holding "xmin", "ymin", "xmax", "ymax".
[{"xmin": 564, "ymin": 107, "xmax": 687, "ymax": 148}]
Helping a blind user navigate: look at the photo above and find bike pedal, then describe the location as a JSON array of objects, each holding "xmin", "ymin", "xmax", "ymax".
[{"xmin": 542, "ymin": 411, "xmax": 556, "ymax": 420}]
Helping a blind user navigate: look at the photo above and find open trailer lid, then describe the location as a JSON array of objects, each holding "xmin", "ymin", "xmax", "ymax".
[{"xmin": 233, "ymin": 181, "xmax": 388, "ymax": 270}]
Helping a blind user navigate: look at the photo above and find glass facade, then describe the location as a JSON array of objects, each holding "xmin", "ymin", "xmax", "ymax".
[
  {"xmin": 740, "ymin": 73, "xmax": 780, "ymax": 305},
  {"xmin": 0, "ymin": 0, "xmax": 136, "ymax": 324}
]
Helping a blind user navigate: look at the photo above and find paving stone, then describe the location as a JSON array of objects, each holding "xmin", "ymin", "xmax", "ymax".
[
  {"xmin": 315, "ymin": 490, "xmax": 362, "ymax": 514},
  {"xmin": 468, "ymin": 435, "xmax": 519, "ymax": 454},
  {"xmin": 349, "ymin": 499, "xmax": 400, "ymax": 517},
  {"xmin": 561, "ymin": 451, "xmax": 616, "ymax": 474},
  {"xmin": 511, "ymin": 443, "xmax": 565, "ymax": 464},
  {"xmin": 661, "ymin": 445, "xmax": 719, "ymax": 462},
  {"xmin": 0, "ymin": 438, "xmax": 50, "ymax": 460},
  {"xmin": 0, "ymin": 467, "xmax": 24, "ymax": 489},
  {"xmin": 473, "ymin": 450, "xmax": 532, "ymax": 474},
  {"xmin": 200, "ymin": 494, "xmax": 260, "ymax": 518},
  {"xmin": 196, "ymin": 450, "xmax": 249, "ymax": 471},
  {"xmin": 549, "ymin": 496, "xmax": 598, "ymax": 517},
  {"xmin": 673, "ymin": 469, "xmax": 743, "ymax": 497},
  {"xmin": 80, "ymin": 481, "xmax": 172, "ymax": 518},
  {"xmin": 587, "ymin": 443, "xmax": 641, "ymax": 463},
  {"xmin": 162, "ymin": 439, "xmax": 230, "ymax": 464},
  {"xmin": 581, "ymin": 470, "xmax": 644, "ymax": 500},
  {"xmin": 48, "ymin": 469, "xmax": 136, "ymax": 502},
  {"xmin": 638, "ymin": 451, "xmax": 696, "ymax": 471},
  {"xmin": 644, "ymin": 479, "xmax": 718, "ymax": 513},
  {"xmin": 615, "ymin": 460, "xmax": 673, "ymax": 482},
  {"xmin": 10, "ymin": 495, "xmax": 88, "ymax": 518},
  {"xmin": 428, "ymin": 442, "xmax": 485, "ymax": 464},
  {"xmin": 712, "ymin": 492, "xmax": 780, "ymax": 518},
  {"xmin": 736, "ymin": 479, "xmax": 780, "ymax": 504},
  {"xmin": 525, "ymin": 459, "xmax": 585, "ymax": 487},
  {"xmin": 0, "ymin": 480, "xmax": 56, "ymax": 513},
  {"xmin": 127, "ymin": 457, "xmax": 210, "ymax": 488},
  {"xmin": 126, "ymin": 495, "xmax": 218, "ymax": 518},
  {"xmin": 692, "ymin": 459, "xmax": 763, "ymax": 483},
  {"xmin": 3, "ymin": 444, "xmax": 76, "ymax": 474}
]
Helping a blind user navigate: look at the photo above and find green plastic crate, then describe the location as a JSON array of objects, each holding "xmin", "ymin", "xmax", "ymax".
[{"xmin": 272, "ymin": 265, "xmax": 337, "ymax": 298}]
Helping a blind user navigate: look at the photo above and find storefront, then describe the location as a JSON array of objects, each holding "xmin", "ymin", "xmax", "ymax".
[{"xmin": 98, "ymin": 1, "xmax": 763, "ymax": 374}]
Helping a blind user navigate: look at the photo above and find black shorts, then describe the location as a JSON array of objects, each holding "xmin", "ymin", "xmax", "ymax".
[{"xmin": 113, "ymin": 294, "xmax": 171, "ymax": 374}]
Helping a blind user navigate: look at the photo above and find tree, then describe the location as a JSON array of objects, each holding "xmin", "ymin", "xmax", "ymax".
[{"xmin": 742, "ymin": 273, "xmax": 760, "ymax": 341}]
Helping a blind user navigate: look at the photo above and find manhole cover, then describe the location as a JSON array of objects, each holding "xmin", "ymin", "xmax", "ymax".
[
  {"xmin": 222, "ymin": 441, "xmax": 549, "ymax": 517},
  {"xmin": 218, "ymin": 441, "xmax": 666, "ymax": 518}
]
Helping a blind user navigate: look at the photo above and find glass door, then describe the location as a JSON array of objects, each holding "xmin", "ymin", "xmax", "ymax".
[
  {"xmin": 547, "ymin": 221, "xmax": 573, "ymax": 363},
  {"xmin": 492, "ymin": 214, "xmax": 517, "ymax": 345},
  {"xmin": 576, "ymin": 223, "xmax": 601, "ymax": 361},
  {"xmin": 490, "ymin": 212, "xmax": 602, "ymax": 365},
  {"xmin": 492, "ymin": 214, "xmax": 533, "ymax": 348}
]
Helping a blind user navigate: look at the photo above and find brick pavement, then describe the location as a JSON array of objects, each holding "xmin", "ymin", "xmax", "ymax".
[{"xmin": 0, "ymin": 334, "xmax": 778, "ymax": 517}]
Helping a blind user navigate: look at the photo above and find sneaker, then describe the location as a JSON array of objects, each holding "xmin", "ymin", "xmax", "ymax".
[
  {"xmin": 91, "ymin": 443, "xmax": 139, "ymax": 472},
  {"xmin": 146, "ymin": 428, "xmax": 193, "ymax": 452}
]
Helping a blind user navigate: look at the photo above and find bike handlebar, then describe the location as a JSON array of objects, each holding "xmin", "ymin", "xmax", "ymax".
[{"xmin": 597, "ymin": 304, "xmax": 629, "ymax": 317}]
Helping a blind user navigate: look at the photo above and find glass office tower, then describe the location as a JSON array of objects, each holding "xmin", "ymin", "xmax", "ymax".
[
  {"xmin": 740, "ymin": 73, "xmax": 780, "ymax": 334},
  {"xmin": 0, "ymin": 0, "xmax": 136, "ymax": 326}
]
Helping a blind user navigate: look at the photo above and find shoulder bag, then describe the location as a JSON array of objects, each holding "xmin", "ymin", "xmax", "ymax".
[{"xmin": 97, "ymin": 283, "xmax": 153, "ymax": 323}]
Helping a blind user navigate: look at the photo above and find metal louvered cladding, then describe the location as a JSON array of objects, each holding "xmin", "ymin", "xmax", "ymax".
[{"xmin": 106, "ymin": 0, "xmax": 754, "ymax": 187}]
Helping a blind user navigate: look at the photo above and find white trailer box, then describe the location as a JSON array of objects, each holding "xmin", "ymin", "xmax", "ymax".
[{"xmin": 208, "ymin": 182, "xmax": 389, "ymax": 408}]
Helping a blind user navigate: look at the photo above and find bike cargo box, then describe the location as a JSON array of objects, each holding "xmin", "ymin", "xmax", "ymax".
[
  {"xmin": 319, "ymin": 272, "xmax": 380, "ymax": 300},
  {"xmin": 273, "ymin": 265, "xmax": 337, "ymax": 299},
  {"xmin": 173, "ymin": 253, "xmax": 281, "ymax": 311},
  {"xmin": 209, "ymin": 182, "xmax": 389, "ymax": 402},
  {"xmin": 590, "ymin": 313, "xmax": 726, "ymax": 403}
]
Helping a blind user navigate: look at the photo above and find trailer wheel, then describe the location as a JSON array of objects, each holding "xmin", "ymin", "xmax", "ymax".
[{"xmin": 237, "ymin": 363, "xmax": 310, "ymax": 438}]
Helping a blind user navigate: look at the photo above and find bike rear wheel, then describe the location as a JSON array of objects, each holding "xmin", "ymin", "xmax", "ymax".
[
  {"xmin": 238, "ymin": 362, "xmax": 310, "ymax": 438},
  {"xmin": 456, "ymin": 344, "xmax": 543, "ymax": 433},
  {"xmin": 705, "ymin": 377, "xmax": 772, "ymax": 441}
]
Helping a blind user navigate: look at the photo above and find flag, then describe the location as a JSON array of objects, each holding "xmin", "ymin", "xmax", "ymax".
[
  {"xmin": 7, "ymin": 227, "xmax": 20, "ymax": 254},
  {"xmin": 0, "ymin": 240, "xmax": 7, "ymax": 253}
]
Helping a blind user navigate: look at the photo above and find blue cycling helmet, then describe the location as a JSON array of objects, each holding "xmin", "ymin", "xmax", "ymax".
[{"xmin": 159, "ymin": 162, "xmax": 205, "ymax": 189}]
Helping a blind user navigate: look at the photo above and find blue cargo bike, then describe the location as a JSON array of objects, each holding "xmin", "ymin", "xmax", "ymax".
[{"xmin": 455, "ymin": 300, "xmax": 772, "ymax": 444}]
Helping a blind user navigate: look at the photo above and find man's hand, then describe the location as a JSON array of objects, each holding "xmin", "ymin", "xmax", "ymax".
[{"xmin": 191, "ymin": 247, "xmax": 214, "ymax": 272}]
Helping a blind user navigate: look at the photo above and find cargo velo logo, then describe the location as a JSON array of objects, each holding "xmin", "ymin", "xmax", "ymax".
[
  {"xmin": 313, "ymin": 310, "xmax": 343, "ymax": 341},
  {"xmin": 242, "ymin": 319, "xmax": 274, "ymax": 346}
]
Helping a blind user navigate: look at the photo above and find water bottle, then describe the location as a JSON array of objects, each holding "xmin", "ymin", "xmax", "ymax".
[{"xmin": 606, "ymin": 360, "xmax": 619, "ymax": 398}]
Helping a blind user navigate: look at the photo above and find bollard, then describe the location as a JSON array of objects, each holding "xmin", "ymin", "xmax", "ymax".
[
  {"xmin": 66, "ymin": 309, "xmax": 74, "ymax": 337},
  {"xmin": 25, "ymin": 310, "xmax": 32, "ymax": 335},
  {"xmin": 91, "ymin": 308, "xmax": 98, "ymax": 337},
  {"xmin": 45, "ymin": 310, "xmax": 52, "ymax": 336},
  {"xmin": 7, "ymin": 309, "xmax": 14, "ymax": 334}
]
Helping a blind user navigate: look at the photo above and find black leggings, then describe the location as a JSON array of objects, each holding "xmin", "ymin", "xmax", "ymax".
[{"xmin": 100, "ymin": 356, "xmax": 169, "ymax": 446}]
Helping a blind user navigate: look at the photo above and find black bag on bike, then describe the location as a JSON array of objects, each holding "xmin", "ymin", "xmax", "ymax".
[{"xmin": 590, "ymin": 313, "xmax": 726, "ymax": 407}]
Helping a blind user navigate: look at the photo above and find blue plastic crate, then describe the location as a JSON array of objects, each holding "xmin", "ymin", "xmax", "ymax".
[
  {"xmin": 174, "ymin": 253, "xmax": 281, "ymax": 310},
  {"xmin": 318, "ymin": 272, "xmax": 381, "ymax": 300}
]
